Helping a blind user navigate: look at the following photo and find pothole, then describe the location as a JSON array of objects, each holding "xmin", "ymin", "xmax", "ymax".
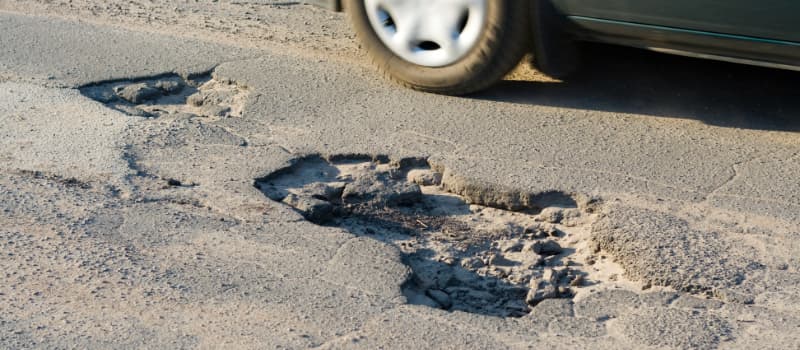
[
  {"xmin": 255, "ymin": 156, "xmax": 632, "ymax": 318},
  {"xmin": 80, "ymin": 72, "xmax": 247, "ymax": 120}
]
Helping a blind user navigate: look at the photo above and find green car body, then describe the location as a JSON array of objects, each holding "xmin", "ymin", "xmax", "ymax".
[{"xmin": 309, "ymin": 0, "xmax": 800, "ymax": 70}]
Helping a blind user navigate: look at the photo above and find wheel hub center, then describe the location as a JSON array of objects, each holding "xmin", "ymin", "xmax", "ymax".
[{"xmin": 364, "ymin": 0, "xmax": 489, "ymax": 67}]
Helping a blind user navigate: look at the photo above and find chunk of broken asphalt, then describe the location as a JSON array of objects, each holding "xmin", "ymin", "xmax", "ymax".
[
  {"xmin": 533, "ymin": 240, "xmax": 563, "ymax": 255},
  {"xmin": 81, "ymin": 88, "xmax": 117, "ymax": 103},
  {"xmin": 282, "ymin": 193, "xmax": 334, "ymax": 224},
  {"xmin": 526, "ymin": 282, "xmax": 558, "ymax": 306},
  {"xmin": 115, "ymin": 83, "xmax": 162, "ymax": 104},
  {"xmin": 538, "ymin": 207, "xmax": 565, "ymax": 224},
  {"xmin": 300, "ymin": 182, "xmax": 346, "ymax": 202},
  {"xmin": 526, "ymin": 268, "xmax": 579, "ymax": 305},
  {"xmin": 341, "ymin": 175, "xmax": 385, "ymax": 202},
  {"xmin": 408, "ymin": 169, "xmax": 443, "ymax": 186},
  {"xmin": 525, "ymin": 223, "xmax": 561, "ymax": 239},
  {"xmin": 342, "ymin": 175, "xmax": 422, "ymax": 206},
  {"xmin": 154, "ymin": 79, "xmax": 184, "ymax": 94},
  {"xmin": 385, "ymin": 182, "xmax": 423, "ymax": 206}
]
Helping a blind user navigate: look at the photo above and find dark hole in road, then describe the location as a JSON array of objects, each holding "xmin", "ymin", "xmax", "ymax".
[
  {"xmin": 80, "ymin": 72, "xmax": 247, "ymax": 119},
  {"xmin": 255, "ymin": 155, "xmax": 607, "ymax": 318}
]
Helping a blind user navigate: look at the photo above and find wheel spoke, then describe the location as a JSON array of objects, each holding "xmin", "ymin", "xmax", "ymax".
[{"xmin": 390, "ymin": 18, "xmax": 419, "ymax": 55}]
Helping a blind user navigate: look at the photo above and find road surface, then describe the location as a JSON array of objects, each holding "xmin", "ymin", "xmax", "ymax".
[{"xmin": 1, "ymin": 1, "xmax": 798, "ymax": 348}]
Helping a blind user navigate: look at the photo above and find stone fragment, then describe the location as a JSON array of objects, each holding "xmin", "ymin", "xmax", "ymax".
[
  {"xmin": 342, "ymin": 173, "xmax": 421, "ymax": 206},
  {"xmin": 341, "ymin": 175, "xmax": 385, "ymax": 202},
  {"xmin": 300, "ymin": 182, "xmax": 346, "ymax": 202},
  {"xmin": 532, "ymin": 240, "xmax": 562, "ymax": 255},
  {"xmin": 556, "ymin": 268, "xmax": 579, "ymax": 285},
  {"xmin": 570, "ymin": 275, "xmax": 586, "ymax": 287},
  {"xmin": 411, "ymin": 261, "xmax": 453, "ymax": 290},
  {"xmin": 499, "ymin": 240, "xmax": 524, "ymax": 253},
  {"xmin": 154, "ymin": 79, "xmax": 184, "ymax": 93},
  {"xmin": 439, "ymin": 256, "xmax": 457, "ymax": 266},
  {"xmin": 187, "ymin": 92, "xmax": 206, "ymax": 107},
  {"xmin": 524, "ymin": 223, "xmax": 541, "ymax": 231},
  {"xmin": 408, "ymin": 169, "xmax": 443, "ymax": 186},
  {"xmin": 452, "ymin": 268, "xmax": 479, "ymax": 284},
  {"xmin": 525, "ymin": 224, "xmax": 561, "ymax": 238},
  {"xmin": 538, "ymin": 207, "xmax": 564, "ymax": 224},
  {"xmin": 575, "ymin": 195, "xmax": 603, "ymax": 213},
  {"xmin": 540, "ymin": 269, "xmax": 554, "ymax": 283},
  {"xmin": 115, "ymin": 83, "xmax": 161, "ymax": 104},
  {"xmin": 461, "ymin": 257, "xmax": 485, "ymax": 269},
  {"xmin": 560, "ymin": 208, "xmax": 583, "ymax": 227},
  {"xmin": 81, "ymin": 87, "xmax": 116, "ymax": 103},
  {"xmin": 384, "ymin": 182, "xmax": 423, "ymax": 206},
  {"xmin": 590, "ymin": 241, "xmax": 602, "ymax": 253},
  {"xmin": 282, "ymin": 193, "xmax": 334, "ymax": 224},
  {"xmin": 526, "ymin": 282, "xmax": 558, "ymax": 306}
]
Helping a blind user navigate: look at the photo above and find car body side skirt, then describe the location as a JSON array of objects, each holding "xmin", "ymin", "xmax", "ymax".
[
  {"xmin": 647, "ymin": 47, "xmax": 800, "ymax": 72},
  {"xmin": 566, "ymin": 16, "xmax": 800, "ymax": 71}
]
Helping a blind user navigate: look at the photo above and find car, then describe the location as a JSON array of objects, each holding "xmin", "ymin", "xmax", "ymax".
[{"xmin": 308, "ymin": 0, "xmax": 800, "ymax": 95}]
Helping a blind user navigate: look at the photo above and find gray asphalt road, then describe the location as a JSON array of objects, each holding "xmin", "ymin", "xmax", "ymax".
[{"xmin": 1, "ymin": 2, "xmax": 799, "ymax": 349}]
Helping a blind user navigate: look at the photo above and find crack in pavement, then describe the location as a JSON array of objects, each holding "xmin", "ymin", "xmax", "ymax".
[{"xmin": 703, "ymin": 154, "xmax": 762, "ymax": 201}]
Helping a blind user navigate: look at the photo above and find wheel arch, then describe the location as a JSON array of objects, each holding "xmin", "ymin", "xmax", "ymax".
[{"xmin": 529, "ymin": 0, "xmax": 581, "ymax": 78}]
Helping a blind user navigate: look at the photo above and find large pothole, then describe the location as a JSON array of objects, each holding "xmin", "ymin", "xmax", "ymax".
[
  {"xmin": 256, "ymin": 156, "xmax": 631, "ymax": 317},
  {"xmin": 80, "ymin": 72, "xmax": 247, "ymax": 120}
]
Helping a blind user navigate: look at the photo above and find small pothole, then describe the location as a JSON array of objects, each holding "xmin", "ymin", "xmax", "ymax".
[
  {"xmin": 80, "ymin": 73, "xmax": 247, "ymax": 120},
  {"xmin": 255, "ymin": 156, "xmax": 627, "ymax": 318}
]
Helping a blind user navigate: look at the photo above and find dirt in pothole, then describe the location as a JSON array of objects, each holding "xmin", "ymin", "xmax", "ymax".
[
  {"xmin": 255, "ymin": 156, "xmax": 634, "ymax": 318},
  {"xmin": 80, "ymin": 73, "xmax": 247, "ymax": 120}
]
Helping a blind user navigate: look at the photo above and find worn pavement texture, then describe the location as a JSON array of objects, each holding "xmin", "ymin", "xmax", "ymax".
[{"xmin": 0, "ymin": 1, "xmax": 799, "ymax": 349}]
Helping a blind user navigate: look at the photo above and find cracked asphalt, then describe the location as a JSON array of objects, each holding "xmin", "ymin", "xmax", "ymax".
[{"xmin": 1, "ymin": 1, "xmax": 799, "ymax": 349}]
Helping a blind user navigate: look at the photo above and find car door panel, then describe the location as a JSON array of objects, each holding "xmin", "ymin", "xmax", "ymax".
[{"xmin": 552, "ymin": 0, "xmax": 800, "ymax": 42}]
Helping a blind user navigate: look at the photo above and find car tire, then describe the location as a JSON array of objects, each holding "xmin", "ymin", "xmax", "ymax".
[{"xmin": 343, "ymin": 0, "xmax": 531, "ymax": 95}]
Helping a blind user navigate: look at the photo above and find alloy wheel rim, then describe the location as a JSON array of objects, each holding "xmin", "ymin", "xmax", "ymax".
[{"xmin": 364, "ymin": 0, "xmax": 489, "ymax": 67}]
